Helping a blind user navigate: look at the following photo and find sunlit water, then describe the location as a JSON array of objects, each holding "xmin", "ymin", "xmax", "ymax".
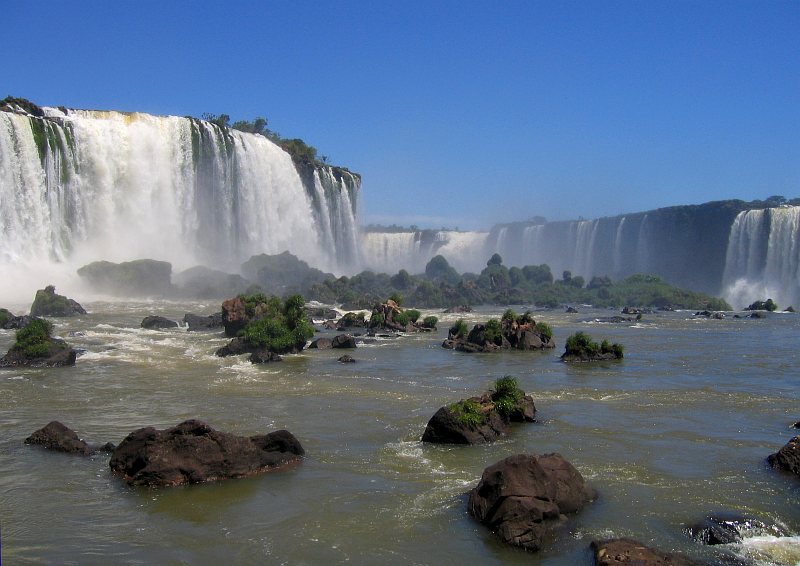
[{"xmin": 1, "ymin": 302, "xmax": 799, "ymax": 565}]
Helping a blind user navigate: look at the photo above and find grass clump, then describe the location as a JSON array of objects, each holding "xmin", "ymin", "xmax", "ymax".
[
  {"xmin": 405, "ymin": 309, "xmax": 421, "ymax": 323},
  {"xmin": 484, "ymin": 319, "xmax": 502, "ymax": 345},
  {"xmin": 449, "ymin": 319, "xmax": 468, "ymax": 339},
  {"xmin": 421, "ymin": 315, "xmax": 438, "ymax": 329},
  {"xmin": 15, "ymin": 319, "xmax": 57, "ymax": 358},
  {"xmin": 565, "ymin": 331, "xmax": 623, "ymax": 359},
  {"xmin": 535, "ymin": 321, "xmax": 553, "ymax": 341},
  {"xmin": 447, "ymin": 399, "xmax": 486, "ymax": 427},
  {"xmin": 239, "ymin": 294, "xmax": 314, "ymax": 353},
  {"xmin": 491, "ymin": 375, "xmax": 524, "ymax": 416}
]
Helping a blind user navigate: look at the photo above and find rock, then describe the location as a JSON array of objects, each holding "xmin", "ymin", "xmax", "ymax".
[
  {"xmin": 685, "ymin": 514, "xmax": 779, "ymax": 546},
  {"xmin": 561, "ymin": 332, "xmax": 624, "ymax": 362},
  {"xmin": 592, "ymin": 538, "xmax": 704, "ymax": 566},
  {"xmin": 309, "ymin": 338, "xmax": 333, "ymax": 350},
  {"xmin": 30, "ymin": 285, "xmax": 86, "ymax": 317},
  {"xmin": 0, "ymin": 318, "xmax": 78, "ymax": 368},
  {"xmin": 332, "ymin": 334, "xmax": 357, "ymax": 349},
  {"xmin": 240, "ymin": 251, "xmax": 332, "ymax": 296},
  {"xmin": 337, "ymin": 311, "xmax": 367, "ymax": 330},
  {"xmin": 442, "ymin": 317, "xmax": 554, "ymax": 354},
  {"xmin": 0, "ymin": 309, "xmax": 33, "ymax": 329},
  {"xmin": 694, "ymin": 310, "xmax": 724, "ymax": 319},
  {"xmin": 77, "ymin": 259, "xmax": 173, "ymax": 297},
  {"xmin": 589, "ymin": 316, "xmax": 635, "ymax": 324},
  {"xmin": 749, "ymin": 311, "xmax": 767, "ymax": 319},
  {"xmin": 215, "ymin": 337, "xmax": 252, "ymax": 357},
  {"xmin": 221, "ymin": 296, "xmax": 249, "ymax": 337},
  {"xmin": 173, "ymin": 266, "xmax": 250, "ymax": 298},
  {"xmin": 249, "ymin": 350, "xmax": 282, "ymax": 363},
  {"xmin": 25, "ymin": 421, "xmax": 92, "ymax": 455},
  {"xmin": 338, "ymin": 355, "xmax": 356, "ymax": 363},
  {"xmin": 468, "ymin": 453, "xmax": 596, "ymax": 551},
  {"xmin": 565, "ymin": 306, "xmax": 578, "ymax": 313},
  {"xmin": 183, "ymin": 312, "xmax": 223, "ymax": 331},
  {"xmin": 109, "ymin": 419, "xmax": 304, "ymax": 487},
  {"xmin": 443, "ymin": 305, "xmax": 472, "ymax": 313},
  {"xmin": 792, "ymin": 421, "xmax": 800, "ymax": 429},
  {"xmin": 140, "ymin": 315, "xmax": 178, "ymax": 330},
  {"xmin": 768, "ymin": 435, "xmax": 800, "ymax": 477}
]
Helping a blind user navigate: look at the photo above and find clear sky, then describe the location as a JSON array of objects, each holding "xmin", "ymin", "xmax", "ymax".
[{"xmin": 3, "ymin": 1, "xmax": 798, "ymax": 230}]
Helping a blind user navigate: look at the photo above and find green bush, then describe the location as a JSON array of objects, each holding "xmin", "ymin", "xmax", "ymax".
[
  {"xmin": 369, "ymin": 312, "xmax": 385, "ymax": 328},
  {"xmin": 492, "ymin": 376, "xmax": 524, "ymax": 416},
  {"xmin": 421, "ymin": 315, "xmax": 438, "ymax": 329},
  {"xmin": 239, "ymin": 294, "xmax": 314, "ymax": 353},
  {"xmin": 450, "ymin": 319, "xmax": 468, "ymax": 339},
  {"xmin": 501, "ymin": 309, "xmax": 517, "ymax": 324},
  {"xmin": 484, "ymin": 319, "xmax": 502, "ymax": 345},
  {"xmin": 405, "ymin": 309, "xmax": 421, "ymax": 323},
  {"xmin": 393, "ymin": 311, "xmax": 411, "ymax": 326},
  {"xmin": 388, "ymin": 292, "xmax": 404, "ymax": 306},
  {"xmin": 565, "ymin": 331, "xmax": 599, "ymax": 356},
  {"xmin": 447, "ymin": 399, "xmax": 485, "ymax": 427},
  {"xmin": 535, "ymin": 322, "xmax": 553, "ymax": 341},
  {"xmin": 15, "ymin": 318, "xmax": 55, "ymax": 358}
]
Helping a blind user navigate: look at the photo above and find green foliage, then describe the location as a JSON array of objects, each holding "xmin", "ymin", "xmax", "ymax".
[
  {"xmin": 535, "ymin": 321, "xmax": 553, "ymax": 341},
  {"xmin": 239, "ymin": 294, "xmax": 314, "ymax": 353},
  {"xmin": 492, "ymin": 376, "xmax": 524, "ymax": 416},
  {"xmin": 746, "ymin": 298, "xmax": 778, "ymax": 311},
  {"xmin": 202, "ymin": 113, "xmax": 230, "ymax": 129},
  {"xmin": 405, "ymin": 309, "xmax": 421, "ymax": 323},
  {"xmin": 369, "ymin": 312, "xmax": 385, "ymax": 328},
  {"xmin": 388, "ymin": 292, "xmax": 404, "ymax": 306},
  {"xmin": 425, "ymin": 255, "xmax": 461, "ymax": 284},
  {"xmin": 0, "ymin": 308, "xmax": 12, "ymax": 327},
  {"xmin": 277, "ymin": 138, "xmax": 317, "ymax": 163},
  {"xmin": 565, "ymin": 331, "xmax": 623, "ymax": 358},
  {"xmin": 421, "ymin": 315, "xmax": 439, "ymax": 329},
  {"xmin": 487, "ymin": 253, "xmax": 503, "ymax": 266},
  {"xmin": 15, "ymin": 318, "xmax": 55, "ymax": 358},
  {"xmin": 484, "ymin": 319, "xmax": 502, "ymax": 345},
  {"xmin": 450, "ymin": 319, "xmax": 468, "ymax": 339},
  {"xmin": 390, "ymin": 269, "xmax": 413, "ymax": 289},
  {"xmin": 501, "ymin": 309, "xmax": 517, "ymax": 324},
  {"xmin": 393, "ymin": 311, "xmax": 411, "ymax": 326},
  {"xmin": 447, "ymin": 399, "xmax": 486, "ymax": 427}
]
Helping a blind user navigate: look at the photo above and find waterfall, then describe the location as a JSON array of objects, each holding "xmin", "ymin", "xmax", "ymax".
[
  {"xmin": 722, "ymin": 206, "xmax": 800, "ymax": 309},
  {"xmin": 0, "ymin": 106, "xmax": 361, "ymax": 300},
  {"xmin": 360, "ymin": 230, "xmax": 488, "ymax": 274}
]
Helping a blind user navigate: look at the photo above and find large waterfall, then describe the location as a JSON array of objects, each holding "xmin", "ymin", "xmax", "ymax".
[
  {"xmin": 0, "ymin": 106, "xmax": 360, "ymax": 300},
  {"xmin": 360, "ymin": 230, "xmax": 489, "ymax": 274},
  {"xmin": 722, "ymin": 206, "xmax": 800, "ymax": 309}
]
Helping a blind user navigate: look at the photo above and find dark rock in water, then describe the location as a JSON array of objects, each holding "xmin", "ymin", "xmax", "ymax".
[
  {"xmin": 249, "ymin": 350, "xmax": 282, "ymax": 363},
  {"xmin": 792, "ymin": 421, "xmax": 800, "ymax": 429},
  {"xmin": 468, "ymin": 453, "xmax": 596, "ymax": 551},
  {"xmin": 322, "ymin": 320, "xmax": 338, "ymax": 330},
  {"xmin": 694, "ymin": 310, "xmax": 725, "ymax": 319},
  {"xmin": 338, "ymin": 355, "xmax": 356, "ymax": 363},
  {"xmin": 749, "ymin": 311, "xmax": 767, "ymax": 319},
  {"xmin": 768, "ymin": 435, "xmax": 800, "ymax": 477},
  {"xmin": 0, "ymin": 318, "xmax": 78, "ymax": 368},
  {"xmin": 685, "ymin": 515, "xmax": 743, "ymax": 545},
  {"xmin": 588, "ymin": 316, "xmax": 635, "ymax": 324},
  {"xmin": 0, "ymin": 309, "xmax": 33, "ymax": 329},
  {"xmin": 30, "ymin": 285, "xmax": 86, "ymax": 317},
  {"xmin": 173, "ymin": 266, "xmax": 250, "ymax": 298},
  {"xmin": 140, "ymin": 315, "xmax": 178, "ymax": 330},
  {"xmin": 561, "ymin": 332, "xmax": 624, "ymax": 363},
  {"xmin": 78, "ymin": 259, "xmax": 172, "ymax": 297},
  {"xmin": 592, "ymin": 538, "xmax": 704, "ymax": 566},
  {"xmin": 309, "ymin": 338, "xmax": 333, "ymax": 350},
  {"xmin": 25, "ymin": 421, "xmax": 92, "ymax": 455},
  {"xmin": 221, "ymin": 296, "xmax": 249, "ymax": 337},
  {"xmin": 443, "ymin": 305, "xmax": 472, "ymax": 313},
  {"xmin": 96, "ymin": 442, "xmax": 116, "ymax": 453},
  {"xmin": 183, "ymin": 312, "xmax": 223, "ymax": 331},
  {"xmin": 332, "ymin": 334, "xmax": 357, "ymax": 349},
  {"xmin": 109, "ymin": 419, "xmax": 304, "ymax": 487},
  {"xmin": 443, "ymin": 316, "xmax": 555, "ymax": 354},
  {"xmin": 306, "ymin": 307, "xmax": 338, "ymax": 320},
  {"xmin": 215, "ymin": 337, "xmax": 252, "ymax": 357},
  {"xmin": 337, "ymin": 312, "xmax": 367, "ymax": 330},
  {"xmin": 565, "ymin": 306, "xmax": 578, "ymax": 313},
  {"xmin": 422, "ymin": 386, "xmax": 536, "ymax": 445},
  {"xmin": 622, "ymin": 306, "xmax": 653, "ymax": 315}
]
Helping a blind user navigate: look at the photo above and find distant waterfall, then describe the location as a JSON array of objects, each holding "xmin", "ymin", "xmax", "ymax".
[
  {"xmin": 722, "ymin": 206, "xmax": 800, "ymax": 309},
  {"xmin": 360, "ymin": 230, "xmax": 489, "ymax": 274},
  {"xmin": 0, "ymin": 107, "xmax": 361, "ymax": 295}
]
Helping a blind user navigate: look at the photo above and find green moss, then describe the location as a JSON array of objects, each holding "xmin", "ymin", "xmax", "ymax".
[
  {"xmin": 14, "ymin": 318, "xmax": 56, "ymax": 358},
  {"xmin": 447, "ymin": 399, "xmax": 486, "ymax": 427},
  {"xmin": 449, "ymin": 319, "xmax": 468, "ymax": 339},
  {"xmin": 535, "ymin": 322, "xmax": 553, "ymax": 341},
  {"xmin": 492, "ymin": 375, "xmax": 524, "ymax": 416}
]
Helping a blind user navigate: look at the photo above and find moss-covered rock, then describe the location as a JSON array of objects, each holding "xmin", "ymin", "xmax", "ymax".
[
  {"xmin": 29, "ymin": 286, "xmax": 86, "ymax": 317},
  {"xmin": 561, "ymin": 331, "xmax": 624, "ymax": 362},
  {"xmin": 0, "ymin": 318, "xmax": 77, "ymax": 368}
]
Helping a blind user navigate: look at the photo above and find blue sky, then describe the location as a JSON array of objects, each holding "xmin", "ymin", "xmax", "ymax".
[{"xmin": 3, "ymin": 1, "xmax": 798, "ymax": 229}]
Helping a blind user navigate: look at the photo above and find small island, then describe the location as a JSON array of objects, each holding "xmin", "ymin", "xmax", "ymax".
[
  {"xmin": 561, "ymin": 331, "xmax": 624, "ymax": 362},
  {"xmin": 442, "ymin": 309, "xmax": 554, "ymax": 353}
]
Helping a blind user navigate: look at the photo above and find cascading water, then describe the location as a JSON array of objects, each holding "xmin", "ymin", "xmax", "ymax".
[
  {"xmin": 0, "ymin": 106, "xmax": 360, "ymax": 300},
  {"xmin": 360, "ymin": 230, "xmax": 488, "ymax": 274},
  {"xmin": 722, "ymin": 206, "xmax": 800, "ymax": 309}
]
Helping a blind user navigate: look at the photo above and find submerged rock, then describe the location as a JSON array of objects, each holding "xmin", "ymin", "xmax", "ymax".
[
  {"xmin": 30, "ymin": 285, "xmax": 86, "ymax": 317},
  {"xmin": 685, "ymin": 514, "xmax": 783, "ymax": 546},
  {"xmin": 768, "ymin": 435, "xmax": 800, "ymax": 477},
  {"xmin": 25, "ymin": 421, "xmax": 92, "ymax": 455},
  {"xmin": 592, "ymin": 538, "xmax": 704, "ymax": 566},
  {"xmin": 249, "ymin": 350, "xmax": 282, "ymax": 363},
  {"xmin": 109, "ymin": 419, "xmax": 304, "ymax": 487},
  {"xmin": 468, "ymin": 453, "xmax": 596, "ymax": 551},
  {"xmin": 337, "ymin": 354, "xmax": 356, "ymax": 363},
  {"xmin": 309, "ymin": 338, "xmax": 333, "ymax": 350},
  {"xmin": 140, "ymin": 315, "xmax": 178, "ymax": 330},
  {"xmin": 331, "ymin": 334, "xmax": 357, "ymax": 349},
  {"xmin": 183, "ymin": 312, "xmax": 223, "ymax": 331}
]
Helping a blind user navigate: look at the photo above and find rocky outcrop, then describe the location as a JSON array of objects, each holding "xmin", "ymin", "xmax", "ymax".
[
  {"xmin": 768, "ymin": 435, "xmax": 800, "ymax": 477},
  {"xmin": 338, "ymin": 355, "xmax": 356, "ymax": 363},
  {"xmin": 443, "ymin": 305, "xmax": 472, "ymax": 313},
  {"xmin": 331, "ymin": 334, "xmax": 357, "ymax": 349},
  {"xmin": 183, "ymin": 312, "xmax": 223, "ymax": 331},
  {"xmin": 468, "ymin": 453, "xmax": 596, "ymax": 551},
  {"xmin": 336, "ymin": 311, "xmax": 367, "ymax": 330},
  {"xmin": 249, "ymin": 350, "xmax": 282, "ymax": 363},
  {"xmin": 685, "ymin": 514, "xmax": 781, "ymax": 546},
  {"xmin": 0, "ymin": 309, "xmax": 33, "ymax": 329},
  {"xmin": 0, "ymin": 318, "xmax": 77, "ymax": 368},
  {"xmin": 77, "ymin": 259, "xmax": 172, "ymax": 297},
  {"xmin": 30, "ymin": 285, "xmax": 86, "ymax": 317},
  {"xmin": 592, "ymin": 538, "xmax": 704, "ymax": 566},
  {"xmin": 173, "ymin": 266, "xmax": 250, "ymax": 298},
  {"xmin": 561, "ymin": 332, "xmax": 624, "ymax": 362},
  {"xmin": 443, "ymin": 315, "xmax": 555, "ymax": 353},
  {"xmin": 422, "ymin": 379, "xmax": 535, "ymax": 445},
  {"xmin": 215, "ymin": 337, "xmax": 251, "ymax": 358},
  {"xmin": 109, "ymin": 419, "xmax": 304, "ymax": 487},
  {"xmin": 140, "ymin": 316, "xmax": 178, "ymax": 330},
  {"xmin": 309, "ymin": 338, "xmax": 333, "ymax": 349},
  {"xmin": 221, "ymin": 296, "xmax": 250, "ymax": 337},
  {"xmin": 25, "ymin": 421, "xmax": 92, "ymax": 455}
]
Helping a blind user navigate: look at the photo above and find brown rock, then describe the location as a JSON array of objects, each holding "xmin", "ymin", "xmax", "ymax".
[
  {"xmin": 592, "ymin": 538, "xmax": 704, "ymax": 565},
  {"xmin": 25, "ymin": 421, "xmax": 92, "ymax": 455}
]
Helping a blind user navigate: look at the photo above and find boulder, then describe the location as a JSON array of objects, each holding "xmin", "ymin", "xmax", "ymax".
[
  {"xmin": 215, "ymin": 337, "xmax": 252, "ymax": 357},
  {"xmin": 685, "ymin": 515, "xmax": 779, "ymax": 546},
  {"xmin": 173, "ymin": 266, "xmax": 250, "ymax": 298},
  {"xmin": 221, "ymin": 296, "xmax": 249, "ymax": 337},
  {"xmin": 332, "ymin": 334, "xmax": 357, "ymax": 349},
  {"xmin": 592, "ymin": 538, "xmax": 704, "ymax": 566},
  {"xmin": 30, "ymin": 285, "xmax": 86, "ymax": 317},
  {"xmin": 768, "ymin": 435, "xmax": 800, "ymax": 477},
  {"xmin": 140, "ymin": 315, "xmax": 178, "ymax": 330},
  {"xmin": 442, "ymin": 317, "xmax": 554, "ymax": 353},
  {"xmin": 25, "ymin": 421, "xmax": 92, "ymax": 455},
  {"xmin": 109, "ymin": 419, "xmax": 304, "ymax": 487},
  {"xmin": 338, "ymin": 355, "xmax": 356, "ymax": 363},
  {"xmin": 183, "ymin": 312, "xmax": 223, "ymax": 331},
  {"xmin": 0, "ymin": 318, "xmax": 78, "ymax": 368},
  {"xmin": 565, "ymin": 306, "xmax": 578, "ymax": 313},
  {"xmin": 249, "ymin": 350, "xmax": 282, "ymax": 363},
  {"xmin": 337, "ymin": 311, "xmax": 367, "ymax": 330},
  {"xmin": 77, "ymin": 259, "xmax": 172, "ymax": 297},
  {"xmin": 309, "ymin": 338, "xmax": 333, "ymax": 350},
  {"xmin": 468, "ymin": 453, "xmax": 596, "ymax": 551}
]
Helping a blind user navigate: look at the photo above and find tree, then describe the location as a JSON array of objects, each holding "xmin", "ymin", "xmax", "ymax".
[
  {"xmin": 487, "ymin": 253, "xmax": 503, "ymax": 266},
  {"xmin": 425, "ymin": 255, "xmax": 460, "ymax": 284}
]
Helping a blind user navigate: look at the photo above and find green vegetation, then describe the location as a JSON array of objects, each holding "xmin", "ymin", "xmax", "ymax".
[
  {"xmin": 369, "ymin": 312, "xmax": 385, "ymax": 328},
  {"xmin": 388, "ymin": 292, "xmax": 404, "ymax": 306},
  {"xmin": 14, "ymin": 319, "xmax": 59, "ymax": 358},
  {"xmin": 447, "ymin": 399, "xmax": 486, "ymax": 427},
  {"xmin": 483, "ymin": 319, "xmax": 502, "ymax": 345},
  {"xmin": 405, "ymin": 309, "xmax": 421, "ymax": 323},
  {"xmin": 421, "ymin": 315, "xmax": 439, "ymax": 329},
  {"xmin": 449, "ymin": 319, "xmax": 468, "ymax": 339},
  {"xmin": 565, "ymin": 331, "xmax": 623, "ymax": 359},
  {"xmin": 306, "ymin": 253, "xmax": 730, "ymax": 310},
  {"xmin": 0, "ymin": 308, "xmax": 12, "ymax": 327},
  {"xmin": 491, "ymin": 376, "xmax": 524, "ymax": 416},
  {"xmin": 393, "ymin": 310, "xmax": 411, "ymax": 326},
  {"xmin": 535, "ymin": 322, "xmax": 553, "ymax": 342},
  {"xmin": 746, "ymin": 299, "xmax": 778, "ymax": 312},
  {"xmin": 238, "ymin": 294, "xmax": 314, "ymax": 354}
]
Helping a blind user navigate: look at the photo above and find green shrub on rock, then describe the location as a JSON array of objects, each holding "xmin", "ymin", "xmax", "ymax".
[
  {"xmin": 449, "ymin": 319, "xmax": 469, "ymax": 339},
  {"xmin": 492, "ymin": 376, "xmax": 524, "ymax": 416},
  {"xmin": 421, "ymin": 315, "xmax": 438, "ymax": 329},
  {"xmin": 15, "ymin": 319, "xmax": 59, "ymax": 358},
  {"xmin": 448, "ymin": 399, "xmax": 486, "ymax": 427}
]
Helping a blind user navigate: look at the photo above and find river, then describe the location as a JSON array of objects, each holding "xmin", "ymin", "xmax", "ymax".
[{"xmin": 1, "ymin": 301, "xmax": 798, "ymax": 565}]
